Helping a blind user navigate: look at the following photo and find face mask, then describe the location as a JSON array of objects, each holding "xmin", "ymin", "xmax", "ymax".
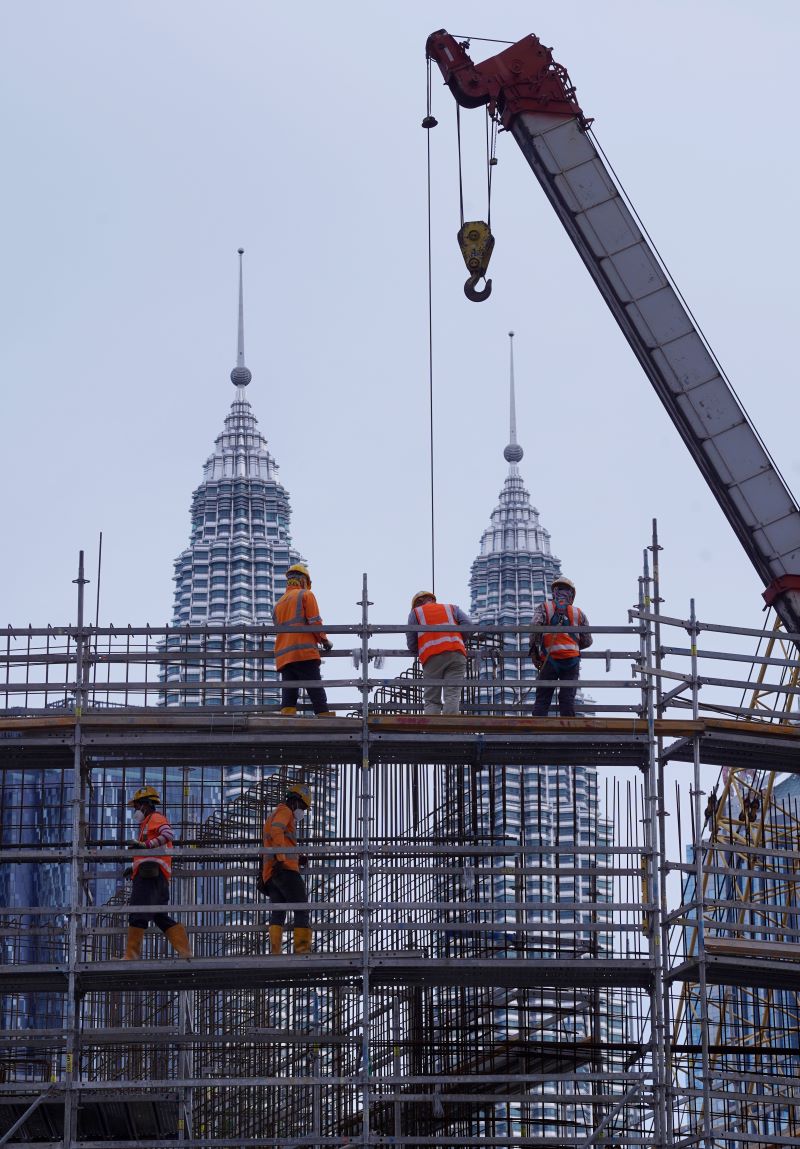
[
  {"xmin": 132, "ymin": 809, "xmax": 145, "ymax": 824},
  {"xmin": 553, "ymin": 590, "xmax": 571, "ymax": 611},
  {"xmin": 294, "ymin": 808, "xmax": 308, "ymax": 823}
]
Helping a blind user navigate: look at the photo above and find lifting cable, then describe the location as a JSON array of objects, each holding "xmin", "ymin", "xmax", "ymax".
[
  {"xmin": 423, "ymin": 47, "xmax": 499, "ymax": 590},
  {"xmin": 455, "ymin": 105, "xmax": 497, "ymax": 230},
  {"xmin": 424, "ymin": 57, "xmax": 437, "ymax": 593}
]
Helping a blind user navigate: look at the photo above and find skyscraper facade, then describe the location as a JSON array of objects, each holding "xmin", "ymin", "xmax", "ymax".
[
  {"xmin": 462, "ymin": 337, "xmax": 614, "ymax": 1135},
  {"xmin": 169, "ymin": 255, "xmax": 301, "ymax": 634},
  {"xmin": 468, "ymin": 335, "xmax": 605, "ymax": 920},
  {"xmin": 163, "ymin": 251, "xmax": 305, "ymax": 802}
]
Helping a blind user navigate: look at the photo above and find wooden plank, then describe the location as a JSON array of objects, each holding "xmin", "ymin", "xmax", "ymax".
[{"xmin": 704, "ymin": 937, "xmax": 800, "ymax": 960}]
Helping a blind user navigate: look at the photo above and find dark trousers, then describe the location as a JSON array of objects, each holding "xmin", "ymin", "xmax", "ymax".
[
  {"xmin": 265, "ymin": 866, "xmax": 309, "ymax": 928},
  {"xmin": 280, "ymin": 659, "xmax": 329, "ymax": 714},
  {"xmin": 532, "ymin": 656, "xmax": 580, "ymax": 717},
  {"xmin": 129, "ymin": 872, "xmax": 176, "ymax": 932}
]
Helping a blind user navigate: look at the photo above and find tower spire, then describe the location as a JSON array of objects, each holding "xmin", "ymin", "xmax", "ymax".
[
  {"xmin": 503, "ymin": 331, "xmax": 524, "ymax": 466},
  {"xmin": 230, "ymin": 247, "xmax": 252, "ymax": 388}
]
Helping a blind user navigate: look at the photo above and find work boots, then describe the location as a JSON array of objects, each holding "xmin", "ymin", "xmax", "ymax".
[
  {"xmin": 164, "ymin": 923, "xmax": 192, "ymax": 960},
  {"xmin": 122, "ymin": 926, "xmax": 145, "ymax": 960},
  {"xmin": 269, "ymin": 924, "xmax": 284, "ymax": 955},
  {"xmin": 279, "ymin": 707, "xmax": 297, "ymax": 716},
  {"xmin": 294, "ymin": 926, "xmax": 312, "ymax": 954}
]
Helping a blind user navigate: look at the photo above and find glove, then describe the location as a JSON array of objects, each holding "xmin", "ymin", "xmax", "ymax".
[
  {"xmin": 125, "ymin": 837, "xmax": 142, "ymax": 850},
  {"xmin": 299, "ymin": 854, "xmax": 309, "ymax": 868},
  {"xmin": 321, "ymin": 639, "xmax": 333, "ymax": 652},
  {"xmin": 123, "ymin": 865, "xmax": 133, "ymax": 879}
]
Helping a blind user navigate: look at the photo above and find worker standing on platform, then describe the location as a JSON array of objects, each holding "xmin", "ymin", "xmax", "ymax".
[
  {"xmin": 407, "ymin": 592, "xmax": 471, "ymax": 716},
  {"xmin": 529, "ymin": 576, "xmax": 592, "ymax": 717},
  {"xmin": 122, "ymin": 786, "xmax": 191, "ymax": 960},
  {"xmin": 273, "ymin": 563, "xmax": 335, "ymax": 717},
  {"xmin": 262, "ymin": 783, "xmax": 313, "ymax": 955}
]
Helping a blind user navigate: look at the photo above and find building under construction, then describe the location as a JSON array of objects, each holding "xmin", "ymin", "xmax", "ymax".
[
  {"xmin": 4, "ymin": 22, "xmax": 800, "ymax": 1149},
  {"xmin": 1, "ymin": 549, "xmax": 799, "ymax": 1148}
]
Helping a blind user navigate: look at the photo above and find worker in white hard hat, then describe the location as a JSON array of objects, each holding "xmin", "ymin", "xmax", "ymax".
[
  {"xmin": 122, "ymin": 785, "xmax": 191, "ymax": 961},
  {"xmin": 529, "ymin": 576, "xmax": 592, "ymax": 717},
  {"xmin": 261, "ymin": 783, "xmax": 313, "ymax": 955},
  {"xmin": 407, "ymin": 590, "xmax": 471, "ymax": 716},
  {"xmin": 273, "ymin": 563, "xmax": 335, "ymax": 717}
]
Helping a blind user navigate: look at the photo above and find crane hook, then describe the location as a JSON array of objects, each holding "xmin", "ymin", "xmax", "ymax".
[
  {"xmin": 457, "ymin": 221, "xmax": 495, "ymax": 304},
  {"xmin": 464, "ymin": 273, "xmax": 492, "ymax": 302}
]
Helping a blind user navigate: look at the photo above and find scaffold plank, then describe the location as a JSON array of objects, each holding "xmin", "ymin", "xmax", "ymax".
[
  {"xmin": 668, "ymin": 953, "xmax": 800, "ymax": 991},
  {"xmin": 0, "ymin": 955, "xmax": 653, "ymax": 994},
  {"xmin": 662, "ymin": 719, "xmax": 800, "ymax": 772},
  {"xmin": 3, "ymin": 712, "xmax": 798, "ymax": 771}
]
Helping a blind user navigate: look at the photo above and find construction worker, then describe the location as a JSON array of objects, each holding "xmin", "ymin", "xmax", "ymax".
[
  {"xmin": 262, "ymin": 783, "xmax": 312, "ymax": 955},
  {"xmin": 529, "ymin": 576, "xmax": 592, "ymax": 717},
  {"xmin": 122, "ymin": 786, "xmax": 191, "ymax": 960},
  {"xmin": 273, "ymin": 563, "xmax": 335, "ymax": 716},
  {"xmin": 407, "ymin": 591, "xmax": 471, "ymax": 716}
]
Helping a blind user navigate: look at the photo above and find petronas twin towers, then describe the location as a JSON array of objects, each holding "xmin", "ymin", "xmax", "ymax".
[{"xmin": 171, "ymin": 265, "xmax": 563, "ymax": 647}]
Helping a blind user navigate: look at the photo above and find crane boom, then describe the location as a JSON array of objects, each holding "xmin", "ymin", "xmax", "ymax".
[{"xmin": 427, "ymin": 30, "xmax": 800, "ymax": 635}]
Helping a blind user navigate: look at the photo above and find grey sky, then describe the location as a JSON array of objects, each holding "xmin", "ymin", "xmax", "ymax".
[{"xmin": 2, "ymin": 0, "xmax": 798, "ymax": 649}]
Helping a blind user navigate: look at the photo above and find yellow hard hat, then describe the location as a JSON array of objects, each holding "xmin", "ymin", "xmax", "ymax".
[
  {"xmin": 127, "ymin": 785, "xmax": 161, "ymax": 807},
  {"xmin": 287, "ymin": 782, "xmax": 312, "ymax": 809},
  {"xmin": 286, "ymin": 563, "xmax": 311, "ymax": 586},
  {"xmin": 411, "ymin": 590, "xmax": 436, "ymax": 609}
]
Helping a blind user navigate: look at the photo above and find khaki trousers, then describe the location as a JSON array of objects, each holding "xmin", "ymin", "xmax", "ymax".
[{"xmin": 422, "ymin": 651, "xmax": 467, "ymax": 715}]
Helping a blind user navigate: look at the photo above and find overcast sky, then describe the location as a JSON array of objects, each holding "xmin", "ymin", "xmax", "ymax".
[{"xmin": 2, "ymin": 0, "xmax": 798, "ymax": 659}]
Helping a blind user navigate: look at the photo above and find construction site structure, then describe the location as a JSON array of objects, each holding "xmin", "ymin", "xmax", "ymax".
[{"xmin": 1, "ymin": 546, "xmax": 799, "ymax": 1149}]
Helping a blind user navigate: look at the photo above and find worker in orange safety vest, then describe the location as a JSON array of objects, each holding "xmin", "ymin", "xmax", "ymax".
[
  {"xmin": 261, "ymin": 783, "xmax": 313, "ymax": 955},
  {"xmin": 273, "ymin": 563, "xmax": 335, "ymax": 716},
  {"xmin": 122, "ymin": 785, "xmax": 191, "ymax": 960},
  {"xmin": 529, "ymin": 576, "xmax": 592, "ymax": 717},
  {"xmin": 407, "ymin": 591, "xmax": 471, "ymax": 716}
]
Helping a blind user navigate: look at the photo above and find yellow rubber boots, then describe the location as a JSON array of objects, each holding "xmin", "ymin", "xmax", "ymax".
[
  {"xmin": 122, "ymin": 926, "xmax": 145, "ymax": 960},
  {"xmin": 294, "ymin": 927, "xmax": 312, "ymax": 954},
  {"xmin": 165, "ymin": 923, "xmax": 192, "ymax": 959},
  {"xmin": 269, "ymin": 924, "xmax": 284, "ymax": 955}
]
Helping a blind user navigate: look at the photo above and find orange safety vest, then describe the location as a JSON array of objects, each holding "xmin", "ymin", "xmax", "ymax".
[
  {"xmin": 132, "ymin": 811, "xmax": 173, "ymax": 880},
  {"xmin": 262, "ymin": 802, "xmax": 300, "ymax": 884},
  {"xmin": 273, "ymin": 587, "xmax": 327, "ymax": 670},
  {"xmin": 541, "ymin": 602, "xmax": 582, "ymax": 660},
  {"xmin": 414, "ymin": 602, "xmax": 467, "ymax": 665}
]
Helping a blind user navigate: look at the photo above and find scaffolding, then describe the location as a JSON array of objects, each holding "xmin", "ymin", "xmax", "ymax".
[{"xmin": 2, "ymin": 557, "xmax": 800, "ymax": 1147}]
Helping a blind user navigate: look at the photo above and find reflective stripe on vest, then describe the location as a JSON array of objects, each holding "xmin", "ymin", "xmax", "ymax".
[
  {"xmin": 414, "ymin": 602, "xmax": 467, "ymax": 664},
  {"xmin": 132, "ymin": 812, "xmax": 173, "ymax": 880},
  {"xmin": 542, "ymin": 601, "xmax": 581, "ymax": 660},
  {"xmin": 262, "ymin": 803, "xmax": 300, "ymax": 882},
  {"xmin": 274, "ymin": 588, "xmax": 320, "ymax": 667}
]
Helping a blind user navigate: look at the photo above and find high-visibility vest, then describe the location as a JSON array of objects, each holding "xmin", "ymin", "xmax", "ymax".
[
  {"xmin": 541, "ymin": 601, "xmax": 582, "ymax": 660},
  {"xmin": 273, "ymin": 587, "xmax": 326, "ymax": 670},
  {"xmin": 132, "ymin": 812, "xmax": 173, "ymax": 880},
  {"xmin": 262, "ymin": 802, "xmax": 300, "ymax": 884},
  {"xmin": 414, "ymin": 602, "xmax": 467, "ymax": 665}
]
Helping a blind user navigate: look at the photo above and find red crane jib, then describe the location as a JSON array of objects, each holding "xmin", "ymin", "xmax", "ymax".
[{"xmin": 425, "ymin": 30, "xmax": 589, "ymax": 130}]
